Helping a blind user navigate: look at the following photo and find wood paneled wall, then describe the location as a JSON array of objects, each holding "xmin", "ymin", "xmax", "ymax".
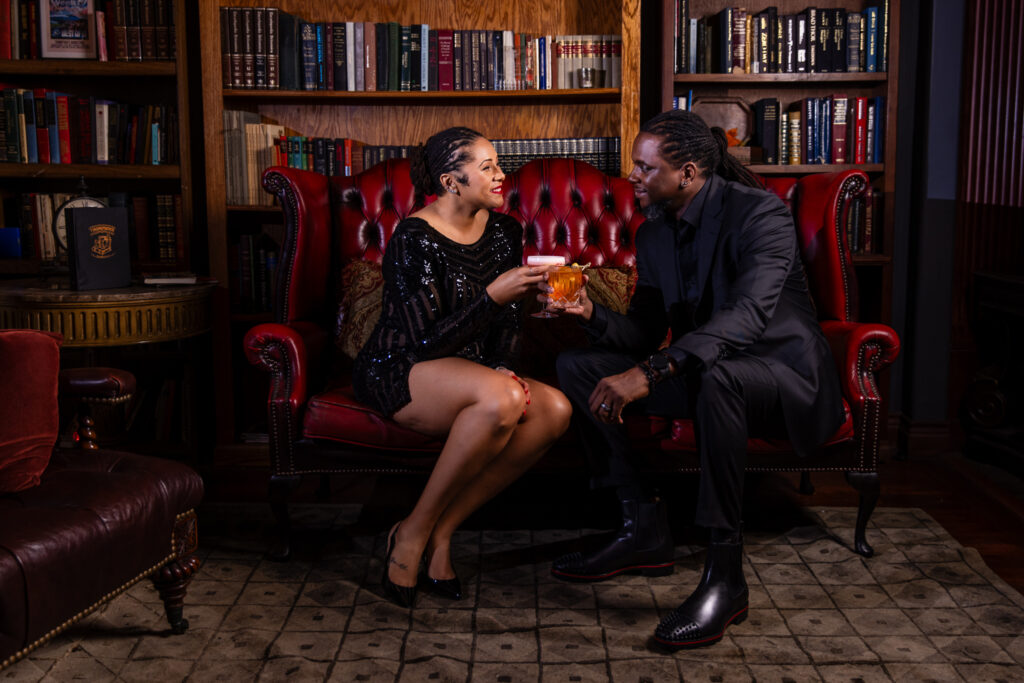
[{"xmin": 953, "ymin": 0, "xmax": 1024, "ymax": 347}]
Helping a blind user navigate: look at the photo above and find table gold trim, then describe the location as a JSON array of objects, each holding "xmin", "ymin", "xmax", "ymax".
[{"xmin": 0, "ymin": 284, "xmax": 214, "ymax": 347}]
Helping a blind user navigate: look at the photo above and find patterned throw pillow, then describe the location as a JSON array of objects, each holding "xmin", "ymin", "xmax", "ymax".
[
  {"xmin": 335, "ymin": 260, "xmax": 385, "ymax": 360},
  {"xmin": 584, "ymin": 265, "xmax": 638, "ymax": 314}
]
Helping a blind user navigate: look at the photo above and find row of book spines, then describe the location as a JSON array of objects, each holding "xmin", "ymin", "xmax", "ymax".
[
  {"xmin": 220, "ymin": 8, "xmax": 620, "ymax": 92},
  {"xmin": 360, "ymin": 139, "xmax": 622, "ymax": 178},
  {"xmin": 0, "ymin": 0, "xmax": 177, "ymax": 62},
  {"xmin": 847, "ymin": 189, "xmax": 882, "ymax": 255},
  {"xmin": 674, "ymin": 4, "xmax": 888, "ymax": 75},
  {"xmin": 752, "ymin": 95, "xmax": 885, "ymax": 166},
  {"xmin": 0, "ymin": 88, "xmax": 177, "ymax": 165},
  {"xmin": 7, "ymin": 191, "xmax": 183, "ymax": 264},
  {"xmin": 231, "ymin": 232, "xmax": 278, "ymax": 313}
]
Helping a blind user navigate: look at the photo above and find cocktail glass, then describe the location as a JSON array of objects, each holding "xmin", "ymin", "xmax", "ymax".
[{"xmin": 527, "ymin": 255, "xmax": 566, "ymax": 318}]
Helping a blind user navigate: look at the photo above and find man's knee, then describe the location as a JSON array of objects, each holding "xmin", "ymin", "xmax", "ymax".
[{"xmin": 556, "ymin": 348, "xmax": 599, "ymax": 391}]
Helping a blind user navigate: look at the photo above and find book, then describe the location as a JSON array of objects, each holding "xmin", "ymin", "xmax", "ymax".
[
  {"xmin": 852, "ymin": 96, "xmax": 867, "ymax": 164},
  {"xmin": 67, "ymin": 206, "xmax": 132, "ymax": 290},
  {"xmin": 752, "ymin": 97, "xmax": 779, "ymax": 165},
  {"xmin": 831, "ymin": 94, "xmax": 848, "ymax": 164},
  {"xmin": 865, "ymin": 7, "xmax": 878, "ymax": 72},
  {"xmin": 142, "ymin": 271, "xmax": 198, "ymax": 285}
]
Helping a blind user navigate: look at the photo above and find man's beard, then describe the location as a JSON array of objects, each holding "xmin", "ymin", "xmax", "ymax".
[{"xmin": 642, "ymin": 200, "xmax": 670, "ymax": 222}]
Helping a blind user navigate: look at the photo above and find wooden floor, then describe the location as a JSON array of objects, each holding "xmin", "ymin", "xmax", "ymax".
[{"xmin": 202, "ymin": 449, "xmax": 1024, "ymax": 595}]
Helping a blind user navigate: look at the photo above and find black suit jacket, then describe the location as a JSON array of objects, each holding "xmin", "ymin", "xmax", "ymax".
[{"xmin": 587, "ymin": 173, "xmax": 845, "ymax": 455}]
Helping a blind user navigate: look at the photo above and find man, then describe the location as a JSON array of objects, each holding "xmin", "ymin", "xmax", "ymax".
[{"xmin": 550, "ymin": 110, "xmax": 845, "ymax": 649}]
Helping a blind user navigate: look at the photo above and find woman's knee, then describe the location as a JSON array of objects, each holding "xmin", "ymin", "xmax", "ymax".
[
  {"xmin": 475, "ymin": 376, "xmax": 527, "ymax": 430},
  {"xmin": 548, "ymin": 389, "xmax": 573, "ymax": 435}
]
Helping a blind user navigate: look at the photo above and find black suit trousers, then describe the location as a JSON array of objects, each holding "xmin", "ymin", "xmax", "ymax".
[{"xmin": 556, "ymin": 347, "xmax": 788, "ymax": 532}]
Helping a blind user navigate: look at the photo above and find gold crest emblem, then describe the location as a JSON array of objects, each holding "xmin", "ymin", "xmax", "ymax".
[{"xmin": 89, "ymin": 224, "xmax": 117, "ymax": 259}]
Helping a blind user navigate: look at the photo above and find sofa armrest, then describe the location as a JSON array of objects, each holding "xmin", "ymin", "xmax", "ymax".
[
  {"xmin": 261, "ymin": 166, "xmax": 334, "ymax": 323},
  {"xmin": 59, "ymin": 367, "xmax": 137, "ymax": 404},
  {"xmin": 794, "ymin": 170, "xmax": 870, "ymax": 322},
  {"xmin": 820, "ymin": 319, "xmax": 900, "ymax": 419},
  {"xmin": 243, "ymin": 322, "xmax": 330, "ymax": 443}
]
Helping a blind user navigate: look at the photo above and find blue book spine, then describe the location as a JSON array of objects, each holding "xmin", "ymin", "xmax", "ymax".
[
  {"xmin": 865, "ymin": 7, "xmax": 878, "ymax": 73},
  {"xmin": 300, "ymin": 23, "xmax": 317, "ymax": 91},
  {"xmin": 820, "ymin": 97, "xmax": 831, "ymax": 164},
  {"xmin": 315, "ymin": 23, "xmax": 326, "ymax": 90},
  {"xmin": 421, "ymin": 25, "xmax": 430, "ymax": 91},
  {"xmin": 45, "ymin": 92, "xmax": 61, "ymax": 164},
  {"xmin": 539, "ymin": 36, "xmax": 546, "ymax": 90}
]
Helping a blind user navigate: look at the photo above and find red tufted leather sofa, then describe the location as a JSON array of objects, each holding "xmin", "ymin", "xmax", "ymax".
[
  {"xmin": 245, "ymin": 158, "xmax": 900, "ymax": 559},
  {"xmin": 0, "ymin": 330, "xmax": 202, "ymax": 670}
]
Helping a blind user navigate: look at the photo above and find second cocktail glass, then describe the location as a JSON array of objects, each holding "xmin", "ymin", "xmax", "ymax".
[{"xmin": 527, "ymin": 255, "xmax": 584, "ymax": 318}]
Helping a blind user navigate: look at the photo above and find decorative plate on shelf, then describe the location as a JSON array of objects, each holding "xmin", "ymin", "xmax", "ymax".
[{"xmin": 690, "ymin": 97, "xmax": 753, "ymax": 147}]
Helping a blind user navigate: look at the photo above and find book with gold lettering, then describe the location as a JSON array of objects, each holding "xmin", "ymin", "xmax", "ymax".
[{"xmin": 67, "ymin": 207, "xmax": 131, "ymax": 290}]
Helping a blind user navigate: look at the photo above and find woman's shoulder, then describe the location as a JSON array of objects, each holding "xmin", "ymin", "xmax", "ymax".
[{"xmin": 489, "ymin": 211, "xmax": 523, "ymax": 235}]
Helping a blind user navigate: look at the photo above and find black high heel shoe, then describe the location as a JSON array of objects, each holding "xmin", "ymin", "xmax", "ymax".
[
  {"xmin": 418, "ymin": 570, "xmax": 463, "ymax": 601},
  {"xmin": 381, "ymin": 523, "xmax": 417, "ymax": 608}
]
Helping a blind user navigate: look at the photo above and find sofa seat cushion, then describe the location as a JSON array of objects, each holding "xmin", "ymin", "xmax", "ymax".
[
  {"xmin": 661, "ymin": 398, "xmax": 855, "ymax": 453},
  {"xmin": 0, "ymin": 450, "xmax": 202, "ymax": 651},
  {"xmin": 303, "ymin": 385, "xmax": 443, "ymax": 452}
]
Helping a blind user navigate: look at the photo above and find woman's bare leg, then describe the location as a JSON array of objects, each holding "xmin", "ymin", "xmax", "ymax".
[
  {"xmin": 384, "ymin": 358, "xmax": 528, "ymax": 588},
  {"xmin": 423, "ymin": 379, "xmax": 572, "ymax": 580}
]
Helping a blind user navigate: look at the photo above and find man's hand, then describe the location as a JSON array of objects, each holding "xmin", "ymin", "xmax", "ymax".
[
  {"xmin": 588, "ymin": 366, "xmax": 649, "ymax": 424},
  {"xmin": 543, "ymin": 273, "xmax": 595, "ymax": 320}
]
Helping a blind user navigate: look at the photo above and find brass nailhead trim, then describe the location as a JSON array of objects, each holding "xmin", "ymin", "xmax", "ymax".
[{"xmin": 0, "ymin": 509, "xmax": 198, "ymax": 672}]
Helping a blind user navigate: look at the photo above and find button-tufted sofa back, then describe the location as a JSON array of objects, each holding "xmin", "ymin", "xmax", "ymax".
[
  {"xmin": 328, "ymin": 157, "xmax": 643, "ymax": 268},
  {"xmin": 262, "ymin": 158, "xmax": 866, "ymax": 328}
]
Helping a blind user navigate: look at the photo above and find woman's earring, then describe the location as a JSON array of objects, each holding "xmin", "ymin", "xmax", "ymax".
[
  {"xmin": 447, "ymin": 186, "xmax": 457, "ymax": 194},
  {"xmin": 681, "ymin": 180, "xmax": 691, "ymax": 187}
]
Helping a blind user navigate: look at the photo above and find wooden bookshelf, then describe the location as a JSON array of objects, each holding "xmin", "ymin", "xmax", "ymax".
[
  {"xmin": 656, "ymin": 0, "xmax": 900, "ymax": 327},
  {"xmin": 0, "ymin": 1, "xmax": 195, "ymax": 274},
  {"xmin": 198, "ymin": 0, "xmax": 643, "ymax": 447}
]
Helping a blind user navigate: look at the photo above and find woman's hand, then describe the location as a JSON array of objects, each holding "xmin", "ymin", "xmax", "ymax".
[
  {"xmin": 486, "ymin": 266, "xmax": 550, "ymax": 306},
  {"xmin": 495, "ymin": 367, "xmax": 531, "ymax": 418}
]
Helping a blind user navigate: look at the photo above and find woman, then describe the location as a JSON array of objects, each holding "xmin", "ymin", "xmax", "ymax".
[{"xmin": 352, "ymin": 127, "xmax": 573, "ymax": 608}]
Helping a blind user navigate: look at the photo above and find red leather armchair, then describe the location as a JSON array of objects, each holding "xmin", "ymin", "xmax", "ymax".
[{"xmin": 246, "ymin": 158, "xmax": 899, "ymax": 559}]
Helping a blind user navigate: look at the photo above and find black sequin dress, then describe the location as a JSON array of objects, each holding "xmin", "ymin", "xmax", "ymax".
[{"xmin": 352, "ymin": 211, "xmax": 524, "ymax": 417}]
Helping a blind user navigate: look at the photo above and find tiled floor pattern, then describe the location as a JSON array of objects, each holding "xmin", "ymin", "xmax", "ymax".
[{"xmin": 4, "ymin": 506, "xmax": 1024, "ymax": 682}]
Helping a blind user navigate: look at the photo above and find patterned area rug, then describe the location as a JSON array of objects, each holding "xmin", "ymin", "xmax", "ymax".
[{"xmin": 4, "ymin": 505, "xmax": 1024, "ymax": 682}]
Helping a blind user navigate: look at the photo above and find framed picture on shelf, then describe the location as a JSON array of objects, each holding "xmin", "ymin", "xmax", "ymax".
[{"xmin": 39, "ymin": 0, "xmax": 97, "ymax": 59}]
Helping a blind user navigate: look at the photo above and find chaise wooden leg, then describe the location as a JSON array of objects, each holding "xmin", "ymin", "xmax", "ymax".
[
  {"xmin": 269, "ymin": 475, "xmax": 301, "ymax": 561},
  {"xmin": 799, "ymin": 471, "xmax": 815, "ymax": 495},
  {"xmin": 151, "ymin": 555, "xmax": 201, "ymax": 634},
  {"xmin": 845, "ymin": 471, "xmax": 880, "ymax": 557}
]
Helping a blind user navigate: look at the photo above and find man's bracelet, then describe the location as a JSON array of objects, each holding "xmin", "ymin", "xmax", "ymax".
[{"xmin": 637, "ymin": 361, "xmax": 659, "ymax": 391}]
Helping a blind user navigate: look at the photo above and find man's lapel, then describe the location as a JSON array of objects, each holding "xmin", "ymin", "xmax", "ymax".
[{"xmin": 695, "ymin": 174, "xmax": 725, "ymax": 307}]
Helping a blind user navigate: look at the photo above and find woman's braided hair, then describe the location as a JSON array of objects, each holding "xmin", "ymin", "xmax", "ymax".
[
  {"xmin": 410, "ymin": 126, "xmax": 485, "ymax": 196},
  {"xmin": 639, "ymin": 110, "xmax": 762, "ymax": 189}
]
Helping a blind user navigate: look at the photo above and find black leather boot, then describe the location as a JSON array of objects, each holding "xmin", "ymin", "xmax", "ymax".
[
  {"xmin": 653, "ymin": 533, "xmax": 748, "ymax": 649},
  {"xmin": 552, "ymin": 498, "xmax": 674, "ymax": 581}
]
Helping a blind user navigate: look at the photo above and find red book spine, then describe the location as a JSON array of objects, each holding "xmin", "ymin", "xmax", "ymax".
[
  {"xmin": 853, "ymin": 96, "xmax": 867, "ymax": 164},
  {"xmin": 0, "ymin": 0, "xmax": 11, "ymax": 59},
  {"xmin": 55, "ymin": 95, "xmax": 73, "ymax": 164},
  {"xmin": 437, "ymin": 30, "xmax": 454, "ymax": 91}
]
